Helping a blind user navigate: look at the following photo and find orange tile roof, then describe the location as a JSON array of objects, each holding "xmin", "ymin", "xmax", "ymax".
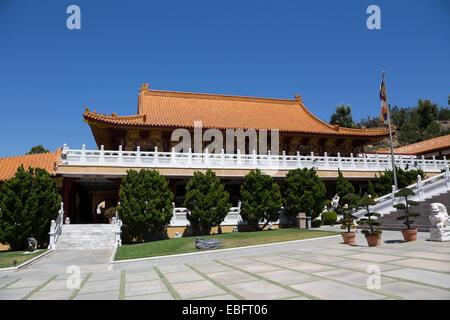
[
  {"xmin": 83, "ymin": 85, "xmax": 391, "ymax": 138},
  {"xmin": 0, "ymin": 148, "xmax": 61, "ymax": 182},
  {"xmin": 377, "ymin": 134, "xmax": 450, "ymax": 155}
]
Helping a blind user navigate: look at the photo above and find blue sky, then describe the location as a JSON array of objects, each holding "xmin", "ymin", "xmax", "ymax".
[{"xmin": 0, "ymin": 0, "xmax": 449, "ymax": 157}]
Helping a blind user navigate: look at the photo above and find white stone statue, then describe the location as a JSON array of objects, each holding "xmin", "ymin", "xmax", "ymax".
[
  {"xmin": 331, "ymin": 194, "xmax": 340, "ymax": 210},
  {"xmin": 429, "ymin": 203, "xmax": 450, "ymax": 241}
]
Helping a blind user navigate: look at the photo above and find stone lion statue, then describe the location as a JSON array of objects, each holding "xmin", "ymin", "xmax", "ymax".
[{"xmin": 429, "ymin": 203, "xmax": 450, "ymax": 241}]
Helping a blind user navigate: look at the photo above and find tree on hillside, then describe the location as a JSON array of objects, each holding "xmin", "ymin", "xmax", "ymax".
[
  {"xmin": 118, "ymin": 169, "xmax": 174, "ymax": 242},
  {"xmin": 284, "ymin": 168, "xmax": 326, "ymax": 223},
  {"xmin": 184, "ymin": 170, "xmax": 231, "ymax": 235},
  {"xmin": 27, "ymin": 145, "xmax": 50, "ymax": 154},
  {"xmin": 330, "ymin": 104, "xmax": 357, "ymax": 128},
  {"xmin": 0, "ymin": 165, "xmax": 61, "ymax": 250},
  {"xmin": 240, "ymin": 169, "xmax": 283, "ymax": 231}
]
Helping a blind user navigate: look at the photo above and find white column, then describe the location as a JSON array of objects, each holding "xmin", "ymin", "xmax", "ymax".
[
  {"xmin": 324, "ymin": 151, "xmax": 329, "ymax": 169},
  {"xmin": 188, "ymin": 147, "xmax": 193, "ymax": 167},
  {"xmin": 154, "ymin": 146, "xmax": 159, "ymax": 165},
  {"xmin": 391, "ymin": 185, "xmax": 397, "ymax": 206},
  {"xmin": 81, "ymin": 144, "xmax": 86, "ymax": 163},
  {"xmin": 204, "ymin": 148, "xmax": 209, "ymax": 166},
  {"xmin": 417, "ymin": 175, "xmax": 424, "ymax": 199},
  {"xmin": 118, "ymin": 145, "xmax": 123, "ymax": 164},
  {"xmin": 99, "ymin": 145, "xmax": 105, "ymax": 164},
  {"xmin": 237, "ymin": 149, "xmax": 242, "ymax": 167},
  {"xmin": 136, "ymin": 146, "xmax": 141, "ymax": 164},
  {"xmin": 171, "ymin": 147, "xmax": 176, "ymax": 165},
  {"xmin": 221, "ymin": 149, "xmax": 225, "ymax": 168}
]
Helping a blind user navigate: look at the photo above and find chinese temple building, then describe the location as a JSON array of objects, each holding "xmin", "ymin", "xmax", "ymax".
[{"xmin": 2, "ymin": 84, "xmax": 449, "ymax": 232}]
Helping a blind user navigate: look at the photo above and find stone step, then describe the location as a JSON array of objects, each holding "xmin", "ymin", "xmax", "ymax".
[{"xmin": 56, "ymin": 223, "xmax": 117, "ymax": 250}]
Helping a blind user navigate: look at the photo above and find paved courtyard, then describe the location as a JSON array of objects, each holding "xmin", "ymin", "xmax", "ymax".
[{"xmin": 0, "ymin": 229, "xmax": 449, "ymax": 300}]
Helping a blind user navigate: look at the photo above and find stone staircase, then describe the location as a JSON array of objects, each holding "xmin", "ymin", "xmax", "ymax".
[
  {"xmin": 358, "ymin": 190, "xmax": 450, "ymax": 232},
  {"xmin": 55, "ymin": 224, "xmax": 116, "ymax": 250}
]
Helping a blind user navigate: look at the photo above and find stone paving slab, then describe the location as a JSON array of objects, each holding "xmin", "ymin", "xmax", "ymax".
[
  {"xmin": 28, "ymin": 289, "xmax": 74, "ymax": 300},
  {"xmin": 125, "ymin": 270, "xmax": 160, "ymax": 282},
  {"xmin": 383, "ymin": 268, "xmax": 450, "ymax": 289},
  {"xmin": 226, "ymin": 280, "xmax": 297, "ymax": 300},
  {"xmin": 290, "ymin": 279, "xmax": 386, "ymax": 300},
  {"xmin": 78, "ymin": 279, "xmax": 121, "ymax": 294},
  {"xmin": 389, "ymin": 258, "xmax": 450, "ymax": 273},
  {"xmin": 75, "ymin": 290, "xmax": 119, "ymax": 300},
  {"xmin": 125, "ymin": 279, "xmax": 167, "ymax": 297},
  {"xmin": 374, "ymin": 281, "xmax": 450, "ymax": 300},
  {"xmin": 171, "ymin": 280, "xmax": 226, "ymax": 299},
  {"xmin": 7, "ymin": 276, "xmax": 52, "ymax": 289},
  {"xmin": 1, "ymin": 230, "xmax": 449, "ymax": 300},
  {"xmin": 0, "ymin": 287, "xmax": 34, "ymax": 300},
  {"xmin": 206, "ymin": 270, "xmax": 257, "ymax": 285},
  {"xmin": 258, "ymin": 269, "xmax": 318, "ymax": 285},
  {"xmin": 284, "ymin": 261, "xmax": 337, "ymax": 273},
  {"xmin": 313, "ymin": 268, "xmax": 395, "ymax": 287},
  {"xmin": 164, "ymin": 270, "xmax": 204, "ymax": 284},
  {"xmin": 345, "ymin": 253, "xmax": 407, "ymax": 263},
  {"xmin": 397, "ymin": 251, "xmax": 450, "ymax": 261},
  {"xmin": 126, "ymin": 292, "xmax": 174, "ymax": 300}
]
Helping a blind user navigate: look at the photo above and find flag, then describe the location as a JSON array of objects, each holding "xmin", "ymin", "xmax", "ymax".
[{"xmin": 380, "ymin": 78, "xmax": 388, "ymax": 122}]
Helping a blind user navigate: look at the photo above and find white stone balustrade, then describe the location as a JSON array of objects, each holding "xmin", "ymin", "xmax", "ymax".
[
  {"xmin": 48, "ymin": 202, "xmax": 64, "ymax": 249},
  {"xmin": 60, "ymin": 145, "xmax": 450, "ymax": 173},
  {"xmin": 354, "ymin": 168, "xmax": 450, "ymax": 219}
]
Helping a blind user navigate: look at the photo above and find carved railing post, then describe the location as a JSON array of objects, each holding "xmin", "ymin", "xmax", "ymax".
[
  {"xmin": 188, "ymin": 147, "xmax": 193, "ymax": 167},
  {"xmin": 282, "ymin": 151, "xmax": 287, "ymax": 168},
  {"xmin": 391, "ymin": 185, "xmax": 397, "ymax": 206},
  {"xmin": 337, "ymin": 152, "xmax": 341, "ymax": 169},
  {"xmin": 99, "ymin": 145, "xmax": 105, "ymax": 164},
  {"xmin": 118, "ymin": 145, "xmax": 123, "ymax": 164},
  {"xmin": 171, "ymin": 147, "xmax": 176, "ymax": 165},
  {"xmin": 324, "ymin": 152, "xmax": 329, "ymax": 169},
  {"xmin": 417, "ymin": 175, "xmax": 424, "ymax": 199},
  {"xmin": 296, "ymin": 151, "xmax": 301, "ymax": 168},
  {"xmin": 237, "ymin": 149, "xmax": 242, "ymax": 167},
  {"xmin": 204, "ymin": 148, "xmax": 209, "ymax": 166},
  {"xmin": 136, "ymin": 146, "xmax": 141, "ymax": 164},
  {"xmin": 154, "ymin": 146, "xmax": 159, "ymax": 165},
  {"xmin": 221, "ymin": 149, "xmax": 225, "ymax": 168},
  {"xmin": 80, "ymin": 144, "xmax": 86, "ymax": 163},
  {"xmin": 252, "ymin": 149, "xmax": 257, "ymax": 167}
]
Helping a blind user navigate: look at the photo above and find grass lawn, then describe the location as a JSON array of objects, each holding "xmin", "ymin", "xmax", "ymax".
[
  {"xmin": 0, "ymin": 249, "xmax": 48, "ymax": 268},
  {"xmin": 115, "ymin": 229, "xmax": 340, "ymax": 261}
]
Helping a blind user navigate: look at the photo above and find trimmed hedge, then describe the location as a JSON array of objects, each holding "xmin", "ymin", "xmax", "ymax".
[
  {"xmin": 311, "ymin": 219, "xmax": 323, "ymax": 228},
  {"xmin": 321, "ymin": 212, "xmax": 337, "ymax": 225}
]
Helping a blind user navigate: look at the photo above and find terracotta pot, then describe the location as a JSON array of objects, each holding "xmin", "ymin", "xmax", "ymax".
[
  {"xmin": 341, "ymin": 232, "xmax": 356, "ymax": 245},
  {"xmin": 365, "ymin": 233, "xmax": 382, "ymax": 247},
  {"xmin": 401, "ymin": 228, "xmax": 417, "ymax": 242}
]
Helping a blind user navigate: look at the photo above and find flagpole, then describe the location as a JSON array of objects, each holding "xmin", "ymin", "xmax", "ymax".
[{"xmin": 383, "ymin": 71, "xmax": 398, "ymax": 189}]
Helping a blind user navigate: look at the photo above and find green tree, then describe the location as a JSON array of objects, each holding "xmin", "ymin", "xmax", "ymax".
[
  {"xmin": 27, "ymin": 145, "xmax": 50, "ymax": 154},
  {"xmin": 284, "ymin": 168, "xmax": 326, "ymax": 223},
  {"xmin": 330, "ymin": 104, "xmax": 357, "ymax": 128},
  {"xmin": 357, "ymin": 195, "xmax": 382, "ymax": 236},
  {"xmin": 118, "ymin": 169, "xmax": 174, "ymax": 242},
  {"xmin": 240, "ymin": 169, "xmax": 283, "ymax": 231},
  {"xmin": 0, "ymin": 165, "xmax": 61, "ymax": 250},
  {"xmin": 340, "ymin": 193, "xmax": 360, "ymax": 233},
  {"xmin": 184, "ymin": 170, "xmax": 231, "ymax": 235},
  {"xmin": 373, "ymin": 167, "xmax": 425, "ymax": 197},
  {"xmin": 335, "ymin": 169, "xmax": 355, "ymax": 203},
  {"xmin": 393, "ymin": 188, "xmax": 420, "ymax": 229}
]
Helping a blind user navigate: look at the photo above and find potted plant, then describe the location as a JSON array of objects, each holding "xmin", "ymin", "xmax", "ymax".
[
  {"xmin": 339, "ymin": 193, "xmax": 360, "ymax": 245},
  {"xmin": 357, "ymin": 195, "xmax": 382, "ymax": 247},
  {"xmin": 393, "ymin": 188, "xmax": 420, "ymax": 242},
  {"xmin": 105, "ymin": 206, "xmax": 117, "ymax": 224}
]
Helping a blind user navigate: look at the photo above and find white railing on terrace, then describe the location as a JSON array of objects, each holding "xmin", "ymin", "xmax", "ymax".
[
  {"xmin": 170, "ymin": 201, "xmax": 291, "ymax": 227},
  {"xmin": 354, "ymin": 169, "xmax": 450, "ymax": 219},
  {"xmin": 61, "ymin": 144, "xmax": 450, "ymax": 172}
]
